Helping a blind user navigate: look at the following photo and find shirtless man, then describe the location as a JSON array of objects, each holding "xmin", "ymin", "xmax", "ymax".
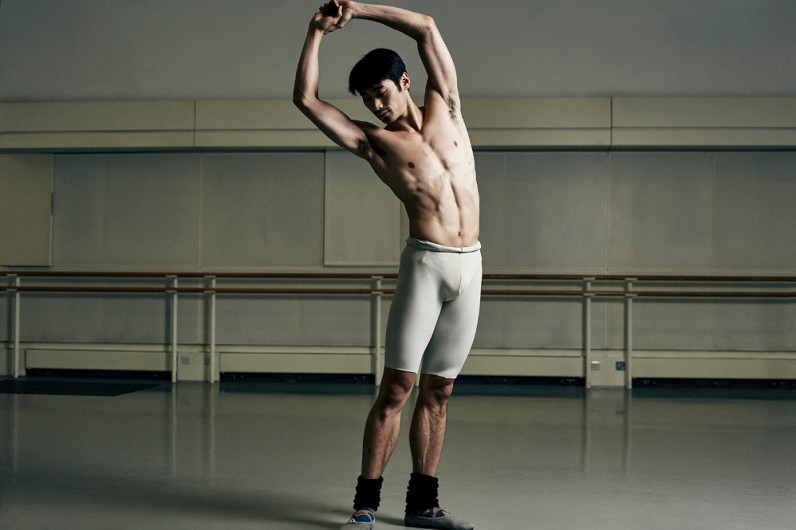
[{"xmin": 294, "ymin": 2, "xmax": 479, "ymax": 528}]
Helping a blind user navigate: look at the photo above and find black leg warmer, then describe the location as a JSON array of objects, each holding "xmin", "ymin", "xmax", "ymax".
[
  {"xmin": 353, "ymin": 475, "xmax": 384, "ymax": 511},
  {"xmin": 405, "ymin": 472, "xmax": 440, "ymax": 514}
]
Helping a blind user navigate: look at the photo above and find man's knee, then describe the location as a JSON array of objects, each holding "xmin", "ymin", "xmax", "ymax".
[
  {"xmin": 375, "ymin": 368, "xmax": 416, "ymax": 410},
  {"xmin": 418, "ymin": 375, "xmax": 454, "ymax": 409},
  {"xmin": 378, "ymin": 384, "xmax": 412, "ymax": 410}
]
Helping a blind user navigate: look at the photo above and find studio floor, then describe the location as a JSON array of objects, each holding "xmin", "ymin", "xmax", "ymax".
[{"xmin": 1, "ymin": 376, "xmax": 795, "ymax": 530}]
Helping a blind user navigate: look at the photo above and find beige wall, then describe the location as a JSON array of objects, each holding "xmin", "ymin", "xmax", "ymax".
[
  {"xmin": 0, "ymin": 94, "xmax": 794, "ymax": 381},
  {"xmin": 1, "ymin": 1, "xmax": 795, "ymax": 381},
  {"xmin": 2, "ymin": 147, "xmax": 795, "ymax": 381},
  {"xmin": 6, "ymin": 149, "xmax": 792, "ymax": 274},
  {"xmin": 0, "ymin": 155, "xmax": 53, "ymax": 266},
  {"xmin": 2, "ymin": 0, "xmax": 795, "ymax": 101}
]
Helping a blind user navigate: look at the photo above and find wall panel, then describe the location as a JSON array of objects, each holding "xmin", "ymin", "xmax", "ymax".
[
  {"xmin": 714, "ymin": 301, "xmax": 796, "ymax": 351},
  {"xmin": 713, "ymin": 153, "xmax": 796, "ymax": 271},
  {"xmin": 214, "ymin": 296, "xmax": 370, "ymax": 347},
  {"xmin": 200, "ymin": 153, "xmax": 324, "ymax": 269},
  {"xmin": 479, "ymin": 152, "xmax": 608, "ymax": 271},
  {"xmin": 20, "ymin": 293, "xmax": 169, "ymax": 344},
  {"xmin": 53, "ymin": 154, "xmax": 201, "ymax": 269},
  {"xmin": 323, "ymin": 151, "xmax": 402, "ymax": 266},
  {"xmin": 474, "ymin": 298, "xmax": 584, "ymax": 350},
  {"xmin": 0, "ymin": 155, "xmax": 53, "ymax": 266},
  {"xmin": 609, "ymin": 153, "xmax": 715, "ymax": 272}
]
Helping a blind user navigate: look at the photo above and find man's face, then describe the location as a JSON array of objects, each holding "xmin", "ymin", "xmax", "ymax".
[{"xmin": 359, "ymin": 76, "xmax": 408, "ymax": 124}]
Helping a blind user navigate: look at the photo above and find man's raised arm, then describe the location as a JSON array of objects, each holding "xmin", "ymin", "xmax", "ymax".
[
  {"xmin": 292, "ymin": 6, "xmax": 371, "ymax": 156},
  {"xmin": 332, "ymin": 1, "xmax": 459, "ymax": 102}
]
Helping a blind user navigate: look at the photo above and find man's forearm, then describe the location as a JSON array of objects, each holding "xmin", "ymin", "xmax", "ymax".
[
  {"xmin": 348, "ymin": 1, "xmax": 434, "ymax": 42},
  {"xmin": 293, "ymin": 25, "xmax": 324, "ymax": 108}
]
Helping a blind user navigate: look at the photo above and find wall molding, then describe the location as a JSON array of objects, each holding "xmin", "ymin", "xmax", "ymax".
[
  {"xmin": 612, "ymin": 97, "xmax": 796, "ymax": 148},
  {"xmin": 2, "ymin": 97, "xmax": 795, "ymax": 152}
]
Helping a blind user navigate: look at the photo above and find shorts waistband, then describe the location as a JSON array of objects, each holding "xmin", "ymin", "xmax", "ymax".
[{"xmin": 406, "ymin": 237, "xmax": 482, "ymax": 254}]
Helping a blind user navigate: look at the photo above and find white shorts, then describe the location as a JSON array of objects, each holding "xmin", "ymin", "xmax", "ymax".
[{"xmin": 384, "ymin": 237, "xmax": 482, "ymax": 379}]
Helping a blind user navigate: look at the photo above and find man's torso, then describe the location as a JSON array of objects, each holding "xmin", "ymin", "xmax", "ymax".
[{"xmin": 362, "ymin": 94, "xmax": 480, "ymax": 248}]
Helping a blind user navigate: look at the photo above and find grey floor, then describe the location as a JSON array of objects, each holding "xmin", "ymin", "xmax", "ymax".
[{"xmin": 1, "ymin": 377, "xmax": 795, "ymax": 530}]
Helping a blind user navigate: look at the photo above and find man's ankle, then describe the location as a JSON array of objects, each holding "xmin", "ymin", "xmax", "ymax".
[
  {"xmin": 405, "ymin": 472, "xmax": 439, "ymax": 514},
  {"xmin": 353, "ymin": 475, "xmax": 384, "ymax": 512}
]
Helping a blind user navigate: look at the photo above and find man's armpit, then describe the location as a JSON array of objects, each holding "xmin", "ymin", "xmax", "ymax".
[
  {"xmin": 447, "ymin": 95, "xmax": 459, "ymax": 122},
  {"xmin": 357, "ymin": 138, "xmax": 374, "ymax": 157},
  {"xmin": 358, "ymin": 136, "xmax": 387, "ymax": 160}
]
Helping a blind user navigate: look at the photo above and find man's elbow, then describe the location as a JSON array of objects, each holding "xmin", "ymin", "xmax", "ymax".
[
  {"xmin": 292, "ymin": 90, "xmax": 310, "ymax": 110},
  {"xmin": 418, "ymin": 14, "xmax": 437, "ymax": 38}
]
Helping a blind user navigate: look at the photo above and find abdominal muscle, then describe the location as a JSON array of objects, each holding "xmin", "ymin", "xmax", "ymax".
[
  {"xmin": 402, "ymin": 171, "xmax": 480, "ymax": 248},
  {"xmin": 408, "ymin": 215, "xmax": 478, "ymax": 249}
]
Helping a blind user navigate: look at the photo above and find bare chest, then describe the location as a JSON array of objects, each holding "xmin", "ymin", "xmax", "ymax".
[{"xmin": 374, "ymin": 129, "xmax": 473, "ymax": 199}]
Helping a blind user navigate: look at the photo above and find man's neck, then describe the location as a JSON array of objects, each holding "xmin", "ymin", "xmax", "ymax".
[{"xmin": 386, "ymin": 100, "xmax": 424, "ymax": 133}]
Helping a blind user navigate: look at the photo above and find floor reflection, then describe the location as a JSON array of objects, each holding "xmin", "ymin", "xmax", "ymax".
[{"xmin": 2, "ymin": 378, "xmax": 795, "ymax": 529}]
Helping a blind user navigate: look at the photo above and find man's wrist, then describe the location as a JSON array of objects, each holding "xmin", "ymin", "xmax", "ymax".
[
  {"xmin": 346, "ymin": 1, "xmax": 363, "ymax": 20},
  {"xmin": 308, "ymin": 17, "xmax": 325, "ymax": 36}
]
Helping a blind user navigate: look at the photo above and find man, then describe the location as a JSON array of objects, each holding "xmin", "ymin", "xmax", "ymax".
[{"xmin": 294, "ymin": 2, "xmax": 480, "ymax": 529}]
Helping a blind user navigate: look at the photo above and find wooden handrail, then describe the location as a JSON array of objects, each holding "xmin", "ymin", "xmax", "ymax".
[
  {"xmin": 3, "ymin": 270, "xmax": 795, "ymax": 300},
  {"xmin": 1, "ymin": 285, "xmax": 794, "ymax": 298},
  {"xmin": 485, "ymin": 274, "xmax": 796, "ymax": 282},
  {"xmin": 3, "ymin": 271, "xmax": 796, "ymax": 282},
  {"xmin": 3, "ymin": 270, "xmax": 793, "ymax": 384},
  {"xmin": 0, "ymin": 271, "xmax": 398, "ymax": 279},
  {"xmin": 0, "ymin": 286, "xmax": 379, "ymax": 295},
  {"xmin": 483, "ymin": 289, "xmax": 796, "ymax": 298}
]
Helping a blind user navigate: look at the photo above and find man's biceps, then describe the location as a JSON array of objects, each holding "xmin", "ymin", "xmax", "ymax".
[
  {"xmin": 315, "ymin": 111, "xmax": 361, "ymax": 137},
  {"xmin": 330, "ymin": 124, "xmax": 369, "ymax": 156}
]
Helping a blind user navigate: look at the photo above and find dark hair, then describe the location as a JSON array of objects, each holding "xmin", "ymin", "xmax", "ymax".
[{"xmin": 348, "ymin": 48, "xmax": 407, "ymax": 95}]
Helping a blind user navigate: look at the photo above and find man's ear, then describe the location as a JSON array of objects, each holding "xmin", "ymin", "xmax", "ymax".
[{"xmin": 400, "ymin": 72, "xmax": 410, "ymax": 91}]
